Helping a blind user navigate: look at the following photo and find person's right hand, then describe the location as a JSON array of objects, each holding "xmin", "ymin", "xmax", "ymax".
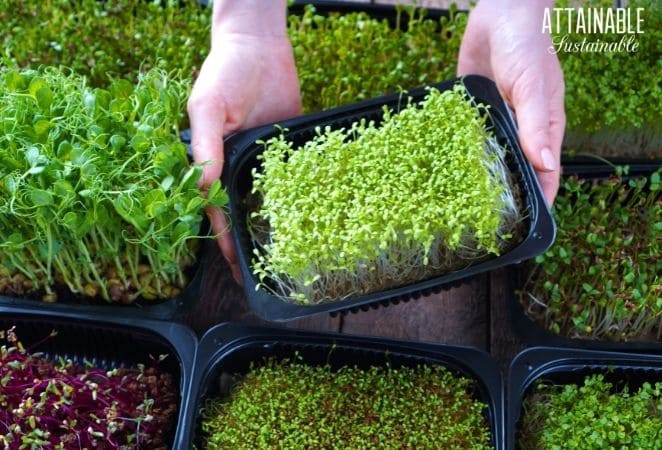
[
  {"xmin": 458, "ymin": 0, "xmax": 565, "ymax": 206},
  {"xmin": 187, "ymin": 0, "xmax": 301, "ymax": 284}
]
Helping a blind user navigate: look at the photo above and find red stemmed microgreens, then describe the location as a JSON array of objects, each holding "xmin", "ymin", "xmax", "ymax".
[{"xmin": 0, "ymin": 327, "xmax": 178, "ymax": 449}]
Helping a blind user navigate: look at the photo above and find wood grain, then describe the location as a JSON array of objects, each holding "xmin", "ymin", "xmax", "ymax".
[
  {"xmin": 340, "ymin": 275, "xmax": 489, "ymax": 349},
  {"xmin": 489, "ymin": 267, "xmax": 526, "ymax": 374}
]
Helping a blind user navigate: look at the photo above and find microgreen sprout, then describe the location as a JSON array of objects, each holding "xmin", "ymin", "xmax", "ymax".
[
  {"xmin": 521, "ymin": 168, "xmax": 661, "ymax": 341},
  {"xmin": 200, "ymin": 359, "xmax": 493, "ymax": 449},
  {"xmin": 0, "ymin": 66, "xmax": 228, "ymax": 304},
  {"xmin": 251, "ymin": 83, "xmax": 522, "ymax": 304}
]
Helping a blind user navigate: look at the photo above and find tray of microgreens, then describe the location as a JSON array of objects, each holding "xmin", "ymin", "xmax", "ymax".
[
  {"xmin": 0, "ymin": 66, "xmax": 227, "ymax": 319},
  {"xmin": 183, "ymin": 322, "xmax": 504, "ymax": 449},
  {"xmin": 0, "ymin": 307, "xmax": 197, "ymax": 449},
  {"xmin": 222, "ymin": 75, "xmax": 554, "ymax": 321}
]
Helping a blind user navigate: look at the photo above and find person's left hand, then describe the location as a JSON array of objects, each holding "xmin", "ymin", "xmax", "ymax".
[{"xmin": 187, "ymin": 5, "xmax": 302, "ymax": 283}]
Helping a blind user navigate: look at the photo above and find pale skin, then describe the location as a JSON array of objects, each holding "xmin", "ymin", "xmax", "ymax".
[{"xmin": 188, "ymin": 0, "xmax": 565, "ymax": 284}]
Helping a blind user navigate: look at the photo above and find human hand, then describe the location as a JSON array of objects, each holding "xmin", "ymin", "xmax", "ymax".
[
  {"xmin": 458, "ymin": 0, "xmax": 565, "ymax": 205},
  {"xmin": 187, "ymin": 0, "xmax": 301, "ymax": 283}
]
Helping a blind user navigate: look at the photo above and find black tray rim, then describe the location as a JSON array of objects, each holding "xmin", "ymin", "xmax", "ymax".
[
  {"xmin": 508, "ymin": 161, "xmax": 662, "ymax": 351},
  {"xmin": 507, "ymin": 346, "xmax": 662, "ymax": 450},
  {"xmin": 0, "ymin": 304, "xmax": 199, "ymax": 449},
  {"xmin": 0, "ymin": 222, "xmax": 212, "ymax": 321},
  {"xmin": 180, "ymin": 322, "xmax": 505, "ymax": 450},
  {"xmin": 223, "ymin": 74, "xmax": 555, "ymax": 321}
]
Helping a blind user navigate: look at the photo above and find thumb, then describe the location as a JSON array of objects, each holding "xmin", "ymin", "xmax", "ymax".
[{"xmin": 509, "ymin": 74, "xmax": 557, "ymax": 173}]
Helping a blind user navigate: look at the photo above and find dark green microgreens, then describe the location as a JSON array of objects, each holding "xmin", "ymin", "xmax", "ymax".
[
  {"xmin": 1, "ymin": 0, "xmax": 211, "ymax": 89},
  {"xmin": 521, "ymin": 168, "xmax": 661, "ymax": 341},
  {"xmin": 289, "ymin": 3, "xmax": 467, "ymax": 113},
  {"xmin": 251, "ymin": 83, "xmax": 521, "ymax": 304},
  {"xmin": 0, "ymin": 66, "xmax": 228, "ymax": 304},
  {"xmin": 200, "ymin": 359, "xmax": 493, "ymax": 450},
  {"xmin": 556, "ymin": 0, "xmax": 662, "ymax": 158},
  {"xmin": 519, "ymin": 374, "xmax": 662, "ymax": 450}
]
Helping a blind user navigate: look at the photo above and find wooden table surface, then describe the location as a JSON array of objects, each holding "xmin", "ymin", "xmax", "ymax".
[{"xmin": 181, "ymin": 242, "xmax": 527, "ymax": 374}]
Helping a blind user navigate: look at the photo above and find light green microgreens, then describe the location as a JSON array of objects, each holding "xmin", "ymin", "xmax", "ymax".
[
  {"xmin": 519, "ymin": 374, "xmax": 662, "ymax": 450},
  {"xmin": 0, "ymin": 66, "xmax": 227, "ymax": 304},
  {"xmin": 200, "ymin": 360, "xmax": 493, "ymax": 450},
  {"xmin": 522, "ymin": 168, "xmax": 661, "ymax": 341},
  {"xmin": 251, "ymin": 84, "xmax": 520, "ymax": 304}
]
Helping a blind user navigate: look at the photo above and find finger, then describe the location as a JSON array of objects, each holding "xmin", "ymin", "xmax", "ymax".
[
  {"xmin": 548, "ymin": 62, "xmax": 566, "ymax": 160},
  {"xmin": 187, "ymin": 70, "xmax": 226, "ymax": 188},
  {"xmin": 510, "ymin": 70, "xmax": 557, "ymax": 174},
  {"xmin": 230, "ymin": 262, "xmax": 243, "ymax": 285},
  {"xmin": 207, "ymin": 206, "xmax": 243, "ymax": 285},
  {"xmin": 536, "ymin": 168, "xmax": 560, "ymax": 207}
]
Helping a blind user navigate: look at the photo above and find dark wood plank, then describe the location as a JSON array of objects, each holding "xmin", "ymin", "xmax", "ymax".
[
  {"xmin": 284, "ymin": 314, "xmax": 341, "ymax": 333},
  {"xmin": 180, "ymin": 242, "xmax": 264, "ymax": 335},
  {"xmin": 339, "ymin": 275, "xmax": 489, "ymax": 349},
  {"xmin": 181, "ymin": 242, "xmax": 341, "ymax": 335},
  {"xmin": 489, "ymin": 267, "xmax": 526, "ymax": 374}
]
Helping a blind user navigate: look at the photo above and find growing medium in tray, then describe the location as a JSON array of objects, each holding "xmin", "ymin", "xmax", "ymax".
[
  {"xmin": 0, "ymin": 328, "xmax": 177, "ymax": 449},
  {"xmin": 251, "ymin": 84, "xmax": 522, "ymax": 304},
  {"xmin": 518, "ymin": 373, "xmax": 662, "ymax": 449},
  {"xmin": 520, "ymin": 168, "xmax": 661, "ymax": 342},
  {"xmin": 200, "ymin": 359, "xmax": 492, "ymax": 449},
  {"xmin": 0, "ymin": 66, "xmax": 227, "ymax": 305}
]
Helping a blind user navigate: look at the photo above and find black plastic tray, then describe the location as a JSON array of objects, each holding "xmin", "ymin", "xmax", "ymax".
[
  {"xmin": 0, "ymin": 227, "xmax": 209, "ymax": 321},
  {"xmin": 222, "ymin": 75, "xmax": 555, "ymax": 321},
  {"xmin": 181, "ymin": 322, "xmax": 504, "ymax": 450},
  {"xmin": 508, "ymin": 347, "xmax": 662, "ymax": 450},
  {"xmin": 509, "ymin": 162, "xmax": 662, "ymax": 351},
  {"xmin": 0, "ymin": 305, "xmax": 198, "ymax": 449}
]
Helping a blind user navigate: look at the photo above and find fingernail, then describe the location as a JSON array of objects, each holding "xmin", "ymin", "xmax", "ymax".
[{"xmin": 540, "ymin": 147, "xmax": 557, "ymax": 171}]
